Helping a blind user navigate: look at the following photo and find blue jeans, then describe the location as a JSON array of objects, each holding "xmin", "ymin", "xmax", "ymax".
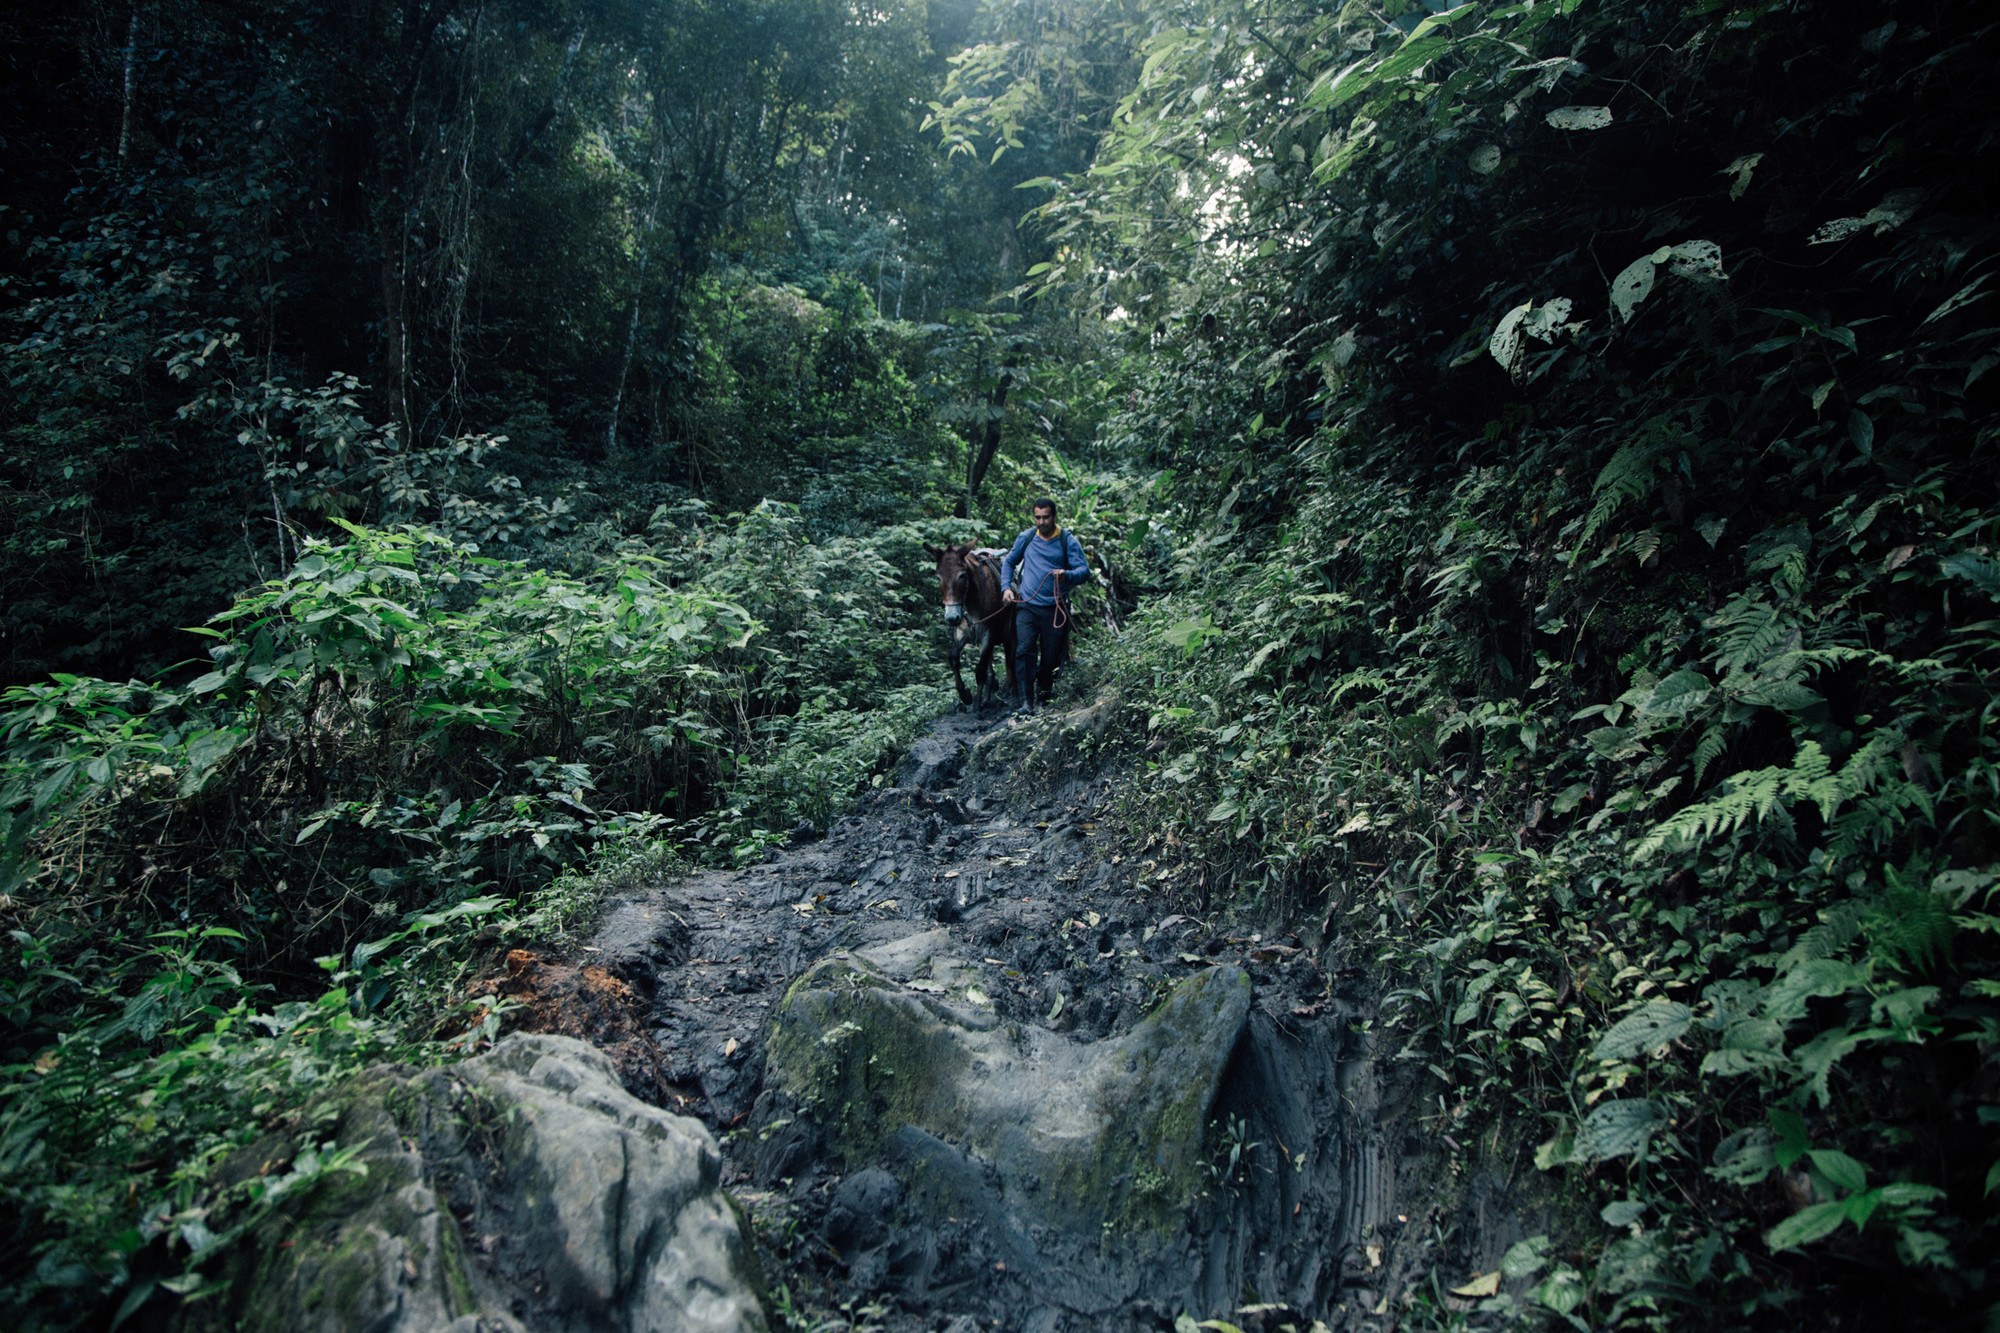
[{"xmin": 1013, "ymin": 602, "xmax": 1070, "ymax": 702}]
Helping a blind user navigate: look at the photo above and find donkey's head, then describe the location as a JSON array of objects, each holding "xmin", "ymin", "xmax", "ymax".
[{"xmin": 924, "ymin": 542, "xmax": 981, "ymax": 624}]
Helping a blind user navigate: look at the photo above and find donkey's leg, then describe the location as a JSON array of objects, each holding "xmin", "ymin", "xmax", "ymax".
[
  {"xmin": 974, "ymin": 633, "xmax": 998, "ymax": 712},
  {"xmin": 950, "ymin": 641, "xmax": 974, "ymax": 709}
]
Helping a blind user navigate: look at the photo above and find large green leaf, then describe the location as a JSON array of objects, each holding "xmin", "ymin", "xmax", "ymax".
[
  {"xmin": 1766, "ymin": 1201, "xmax": 1847, "ymax": 1251},
  {"xmin": 1809, "ymin": 1149, "xmax": 1868, "ymax": 1193},
  {"xmin": 1591, "ymin": 1001, "xmax": 1693, "ymax": 1061},
  {"xmin": 1941, "ymin": 551, "xmax": 2000, "ymax": 598},
  {"xmin": 1571, "ymin": 1098, "xmax": 1667, "ymax": 1163},
  {"xmin": 1763, "ymin": 959, "xmax": 1867, "ymax": 1025}
]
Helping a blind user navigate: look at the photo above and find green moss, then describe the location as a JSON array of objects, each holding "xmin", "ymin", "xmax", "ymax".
[
  {"xmin": 298, "ymin": 1213, "xmax": 390, "ymax": 1318},
  {"xmin": 190, "ymin": 1074, "xmax": 488, "ymax": 1332},
  {"xmin": 770, "ymin": 957, "xmax": 1248, "ymax": 1245},
  {"xmin": 1053, "ymin": 966, "xmax": 1249, "ymax": 1236},
  {"xmin": 766, "ymin": 958, "xmax": 971, "ymax": 1160},
  {"xmin": 434, "ymin": 1192, "xmax": 477, "ymax": 1316},
  {"xmin": 723, "ymin": 1189, "xmax": 778, "ymax": 1328}
]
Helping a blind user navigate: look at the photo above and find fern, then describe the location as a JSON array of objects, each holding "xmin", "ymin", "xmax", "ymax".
[
  {"xmin": 1706, "ymin": 594, "xmax": 1799, "ymax": 676},
  {"xmin": 1574, "ymin": 435, "xmax": 1667, "ymax": 555},
  {"xmin": 1636, "ymin": 765, "xmax": 1788, "ymax": 859},
  {"xmin": 1827, "ymin": 778, "xmax": 1937, "ymax": 857},
  {"xmin": 1327, "ymin": 670, "xmax": 1391, "ymax": 708},
  {"xmin": 1775, "ymin": 900, "xmax": 1863, "ymax": 972},
  {"xmin": 1864, "ymin": 867, "xmax": 1955, "ymax": 974},
  {"xmin": 1789, "ymin": 739, "xmax": 1840, "ymax": 820},
  {"xmin": 1691, "ymin": 723, "xmax": 1729, "ymax": 788},
  {"xmin": 1634, "ymin": 737, "xmax": 1900, "ymax": 861},
  {"xmin": 1435, "ymin": 711, "xmax": 1474, "ymax": 746}
]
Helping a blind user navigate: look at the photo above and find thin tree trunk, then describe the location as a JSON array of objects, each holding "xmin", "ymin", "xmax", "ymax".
[
  {"xmin": 380, "ymin": 251, "xmax": 411, "ymax": 439},
  {"xmin": 606, "ymin": 281, "xmax": 646, "ymax": 453},
  {"xmin": 271, "ymin": 482, "xmax": 290, "ymax": 574},
  {"xmin": 965, "ymin": 370, "xmax": 1014, "ymax": 515},
  {"xmin": 1093, "ymin": 551, "xmax": 1122, "ymax": 635},
  {"xmin": 441, "ymin": 3, "xmax": 481, "ymax": 433},
  {"xmin": 117, "ymin": 7, "xmax": 138, "ymax": 164},
  {"xmin": 606, "ymin": 148, "xmax": 668, "ymax": 455}
]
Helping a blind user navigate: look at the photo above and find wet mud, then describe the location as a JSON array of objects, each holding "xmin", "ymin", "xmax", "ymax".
[{"xmin": 573, "ymin": 706, "xmax": 1521, "ymax": 1333}]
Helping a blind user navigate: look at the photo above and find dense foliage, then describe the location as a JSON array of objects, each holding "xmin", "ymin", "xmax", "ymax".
[
  {"xmin": 0, "ymin": 0, "xmax": 1088, "ymax": 685},
  {"xmin": 4, "ymin": 0, "xmax": 1997, "ymax": 1325},
  {"xmin": 0, "ymin": 0, "xmax": 1131, "ymax": 1317},
  {"xmin": 0, "ymin": 500, "xmax": 977, "ymax": 1315},
  {"xmin": 953, "ymin": 0, "xmax": 2000, "ymax": 1322}
]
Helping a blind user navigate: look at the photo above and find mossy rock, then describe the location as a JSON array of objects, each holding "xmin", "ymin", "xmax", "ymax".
[
  {"xmin": 174, "ymin": 1070, "xmax": 507, "ymax": 1333},
  {"xmin": 766, "ymin": 956, "xmax": 1251, "ymax": 1238},
  {"xmin": 174, "ymin": 1035, "xmax": 766, "ymax": 1333}
]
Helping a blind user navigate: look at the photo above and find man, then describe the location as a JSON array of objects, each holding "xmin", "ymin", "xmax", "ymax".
[{"xmin": 1002, "ymin": 497, "xmax": 1091, "ymax": 709}]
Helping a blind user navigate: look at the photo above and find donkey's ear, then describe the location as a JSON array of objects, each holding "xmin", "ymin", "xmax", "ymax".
[
  {"xmin": 955, "ymin": 541, "xmax": 976, "ymax": 554},
  {"xmin": 922, "ymin": 544, "xmax": 943, "ymax": 559}
]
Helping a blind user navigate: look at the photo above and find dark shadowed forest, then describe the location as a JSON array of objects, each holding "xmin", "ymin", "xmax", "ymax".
[{"xmin": 2, "ymin": 0, "xmax": 1997, "ymax": 1327}]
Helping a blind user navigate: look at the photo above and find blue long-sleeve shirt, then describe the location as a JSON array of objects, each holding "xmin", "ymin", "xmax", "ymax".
[{"xmin": 1005, "ymin": 526, "xmax": 1091, "ymax": 606}]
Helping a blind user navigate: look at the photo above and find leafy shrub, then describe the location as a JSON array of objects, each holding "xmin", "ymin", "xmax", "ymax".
[
  {"xmin": 0, "ymin": 913, "xmax": 478, "ymax": 1325},
  {"xmin": 520, "ymin": 838, "xmax": 691, "ymax": 949},
  {"xmin": 1097, "ymin": 409, "xmax": 1998, "ymax": 1318}
]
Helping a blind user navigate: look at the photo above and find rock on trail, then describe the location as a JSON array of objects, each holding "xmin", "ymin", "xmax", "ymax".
[{"xmin": 174, "ymin": 1034, "xmax": 766, "ymax": 1333}]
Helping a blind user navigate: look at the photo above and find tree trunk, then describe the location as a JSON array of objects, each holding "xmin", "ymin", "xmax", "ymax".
[
  {"xmin": 964, "ymin": 370, "xmax": 1014, "ymax": 516},
  {"xmin": 117, "ymin": 7, "xmax": 138, "ymax": 164},
  {"xmin": 606, "ymin": 150, "xmax": 668, "ymax": 455},
  {"xmin": 606, "ymin": 280, "xmax": 648, "ymax": 454},
  {"xmin": 379, "ymin": 250, "xmax": 410, "ymax": 438}
]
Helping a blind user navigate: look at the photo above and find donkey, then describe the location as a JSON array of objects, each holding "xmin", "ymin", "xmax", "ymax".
[{"xmin": 924, "ymin": 542, "xmax": 1018, "ymax": 712}]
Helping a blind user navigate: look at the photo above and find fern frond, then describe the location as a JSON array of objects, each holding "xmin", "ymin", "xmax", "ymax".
[
  {"xmin": 1775, "ymin": 901, "xmax": 1863, "ymax": 972},
  {"xmin": 1634, "ymin": 763, "xmax": 1787, "ymax": 859},
  {"xmin": 1864, "ymin": 874, "xmax": 1954, "ymax": 974},
  {"xmin": 1835, "ymin": 734, "xmax": 1897, "ymax": 803},
  {"xmin": 1791, "ymin": 740, "xmax": 1839, "ymax": 821},
  {"xmin": 1691, "ymin": 724, "xmax": 1728, "ymax": 788},
  {"xmin": 1634, "ymin": 736, "xmax": 1903, "ymax": 862},
  {"xmin": 1763, "ymin": 794, "xmax": 1797, "ymax": 843},
  {"xmin": 1827, "ymin": 778, "xmax": 1936, "ymax": 856},
  {"xmin": 1765, "ymin": 645, "xmax": 1877, "ymax": 677},
  {"xmin": 1327, "ymin": 671, "xmax": 1391, "ymax": 708},
  {"xmin": 1573, "ymin": 424, "xmax": 1679, "ymax": 554},
  {"xmin": 1706, "ymin": 594, "xmax": 1802, "ymax": 676}
]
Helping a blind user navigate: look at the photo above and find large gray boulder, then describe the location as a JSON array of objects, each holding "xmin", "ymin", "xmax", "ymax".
[
  {"xmin": 771, "ymin": 954, "xmax": 1249, "ymax": 1234},
  {"xmin": 755, "ymin": 954, "xmax": 1254, "ymax": 1317},
  {"xmin": 470, "ymin": 1035, "xmax": 764, "ymax": 1333},
  {"xmin": 174, "ymin": 1087, "xmax": 505, "ymax": 1333},
  {"xmin": 178, "ymin": 1034, "xmax": 766, "ymax": 1333}
]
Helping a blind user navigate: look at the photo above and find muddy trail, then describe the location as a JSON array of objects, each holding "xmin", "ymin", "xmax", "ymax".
[{"xmin": 518, "ymin": 704, "xmax": 1524, "ymax": 1333}]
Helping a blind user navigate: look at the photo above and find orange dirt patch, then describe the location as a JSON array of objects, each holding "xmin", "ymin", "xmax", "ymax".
[{"xmin": 467, "ymin": 948, "xmax": 676, "ymax": 1098}]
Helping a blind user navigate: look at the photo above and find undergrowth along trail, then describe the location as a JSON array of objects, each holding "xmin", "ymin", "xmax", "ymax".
[{"xmin": 1078, "ymin": 425, "xmax": 2000, "ymax": 1324}]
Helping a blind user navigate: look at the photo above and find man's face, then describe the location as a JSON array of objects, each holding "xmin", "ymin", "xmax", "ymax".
[{"xmin": 1033, "ymin": 506, "xmax": 1056, "ymax": 535}]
